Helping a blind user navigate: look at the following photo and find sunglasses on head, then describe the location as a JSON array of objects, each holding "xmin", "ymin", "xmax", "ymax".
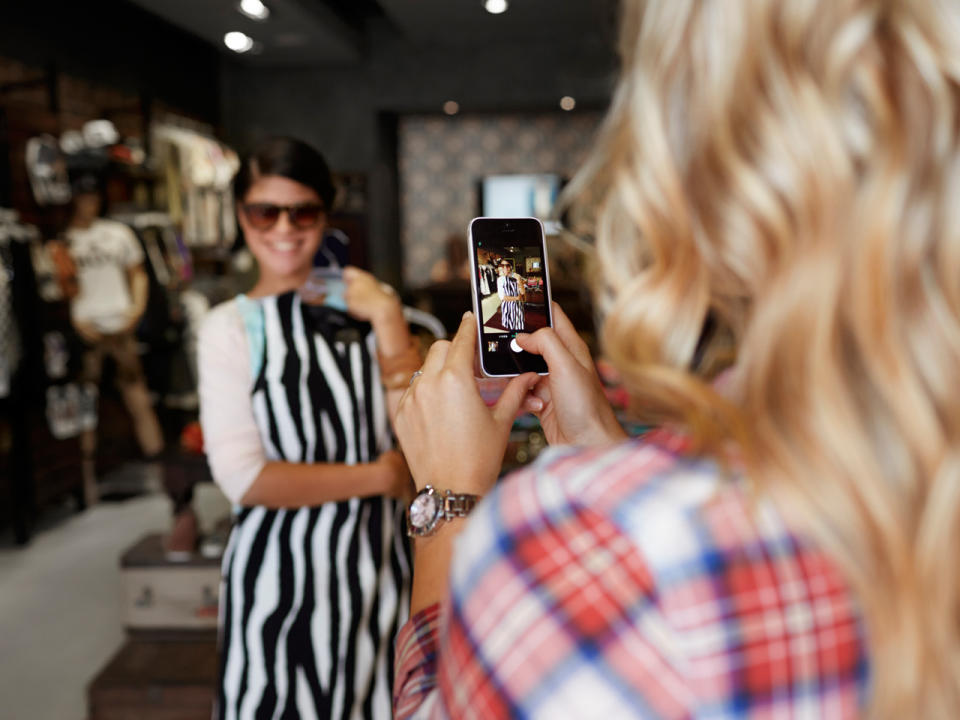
[{"xmin": 242, "ymin": 202, "xmax": 325, "ymax": 231}]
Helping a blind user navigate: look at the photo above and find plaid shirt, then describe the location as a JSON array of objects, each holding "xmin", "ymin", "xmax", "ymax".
[{"xmin": 394, "ymin": 430, "xmax": 869, "ymax": 718}]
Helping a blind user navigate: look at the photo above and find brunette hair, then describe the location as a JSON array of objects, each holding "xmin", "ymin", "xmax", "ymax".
[
  {"xmin": 565, "ymin": 0, "xmax": 960, "ymax": 716},
  {"xmin": 233, "ymin": 136, "xmax": 336, "ymax": 210}
]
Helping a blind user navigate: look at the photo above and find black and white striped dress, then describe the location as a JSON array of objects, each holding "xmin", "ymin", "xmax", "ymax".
[
  {"xmin": 497, "ymin": 274, "xmax": 524, "ymax": 331},
  {"xmin": 217, "ymin": 291, "xmax": 412, "ymax": 720}
]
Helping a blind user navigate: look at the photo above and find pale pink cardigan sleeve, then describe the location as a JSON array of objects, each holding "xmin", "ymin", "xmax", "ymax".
[{"xmin": 197, "ymin": 300, "xmax": 266, "ymax": 504}]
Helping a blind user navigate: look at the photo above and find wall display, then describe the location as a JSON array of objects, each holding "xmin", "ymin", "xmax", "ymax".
[
  {"xmin": 399, "ymin": 111, "xmax": 602, "ymax": 287},
  {"xmin": 480, "ymin": 173, "xmax": 562, "ymax": 234},
  {"xmin": 24, "ymin": 134, "xmax": 71, "ymax": 206},
  {"xmin": 0, "ymin": 209, "xmax": 45, "ymax": 392},
  {"xmin": 151, "ymin": 123, "xmax": 239, "ymax": 249},
  {"xmin": 0, "ymin": 208, "xmax": 87, "ymax": 542}
]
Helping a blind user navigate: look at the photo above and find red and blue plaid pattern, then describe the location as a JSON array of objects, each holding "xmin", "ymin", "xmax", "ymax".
[{"xmin": 395, "ymin": 432, "xmax": 869, "ymax": 718}]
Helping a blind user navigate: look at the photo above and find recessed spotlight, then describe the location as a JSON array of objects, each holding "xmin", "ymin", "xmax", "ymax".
[
  {"xmin": 560, "ymin": 95, "xmax": 576, "ymax": 111},
  {"xmin": 443, "ymin": 100, "xmax": 460, "ymax": 115},
  {"xmin": 224, "ymin": 31, "xmax": 255, "ymax": 53},
  {"xmin": 484, "ymin": 0, "xmax": 508, "ymax": 15},
  {"xmin": 239, "ymin": 0, "xmax": 270, "ymax": 21}
]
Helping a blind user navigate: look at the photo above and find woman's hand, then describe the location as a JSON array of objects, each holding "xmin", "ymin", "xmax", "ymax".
[
  {"xmin": 374, "ymin": 449, "xmax": 415, "ymax": 503},
  {"xmin": 517, "ymin": 303, "xmax": 627, "ymax": 447},
  {"xmin": 395, "ymin": 312, "xmax": 539, "ymax": 496},
  {"xmin": 116, "ymin": 308, "xmax": 144, "ymax": 336},
  {"xmin": 342, "ymin": 266, "xmax": 402, "ymax": 325},
  {"xmin": 73, "ymin": 319, "xmax": 103, "ymax": 346}
]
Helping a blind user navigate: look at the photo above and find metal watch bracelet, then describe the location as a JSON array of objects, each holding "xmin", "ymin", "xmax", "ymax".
[{"xmin": 406, "ymin": 485, "xmax": 479, "ymax": 537}]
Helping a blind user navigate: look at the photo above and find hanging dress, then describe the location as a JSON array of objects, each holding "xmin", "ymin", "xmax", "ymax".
[
  {"xmin": 217, "ymin": 291, "xmax": 412, "ymax": 720},
  {"xmin": 496, "ymin": 273, "xmax": 524, "ymax": 331}
]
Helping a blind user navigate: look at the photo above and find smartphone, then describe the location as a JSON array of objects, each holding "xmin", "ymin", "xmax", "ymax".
[
  {"xmin": 469, "ymin": 217, "xmax": 553, "ymax": 377},
  {"xmin": 298, "ymin": 266, "xmax": 347, "ymax": 311}
]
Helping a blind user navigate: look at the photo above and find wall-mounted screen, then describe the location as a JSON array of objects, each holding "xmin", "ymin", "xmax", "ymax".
[{"xmin": 480, "ymin": 173, "xmax": 563, "ymax": 234}]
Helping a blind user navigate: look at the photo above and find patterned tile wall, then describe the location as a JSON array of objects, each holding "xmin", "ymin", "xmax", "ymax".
[{"xmin": 399, "ymin": 112, "xmax": 602, "ymax": 287}]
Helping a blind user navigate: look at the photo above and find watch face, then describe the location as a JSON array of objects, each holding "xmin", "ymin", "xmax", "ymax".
[{"xmin": 409, "ymin": 491, "xmax": 440, "ymax": 531}]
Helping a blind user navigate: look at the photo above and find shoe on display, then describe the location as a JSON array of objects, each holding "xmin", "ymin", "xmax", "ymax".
[
  {"xmin": 200, "ymin": 515, "xmax": 233, "ymax": 559},
  {"xmin": 163, "ymin": 507, "xmax": 199, "ymax": 562},
  {"xmin": 60, "ymin": 129, "xmax": 86, "ymax": 155},
  {"xmin": 108, "ymin": 142, "xmax": 147, "ymax": 166},
  {"xmin": 78, "ymin": 382, "xmax": 98, "ymax": 432},
  {"xmin": 46, "ymin": 384, "xmax": 82, "ymax": 439},
  {"xmin": 43, "ymin": 331, "xmax": 70, "ymax": 379},
  {"xmin": 82, "ymin": 119, "xmax": 120, "ymax": 148},
  {"xmin": 25, "ymin": 135, "xmax": 71, "ymax": 205}
]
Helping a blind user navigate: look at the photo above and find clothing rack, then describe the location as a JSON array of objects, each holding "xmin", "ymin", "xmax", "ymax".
[
  {"xmin": 0, "ymin": 208, "xmax": 40, "ymax": 242},
  {"xmin": 110, "ymin": 211, "xmax": 184, "ymax": 287}
]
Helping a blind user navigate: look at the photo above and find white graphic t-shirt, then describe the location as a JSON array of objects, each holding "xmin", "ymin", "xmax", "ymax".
[{"xmin": 67, "ymin": 219, "xmax": 144, "ymax": 333}]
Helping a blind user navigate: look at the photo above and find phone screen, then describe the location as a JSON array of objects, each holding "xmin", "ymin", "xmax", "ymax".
[{"xmin": 469, "ymin": 217, "xmax": 552, "ymax": 376}]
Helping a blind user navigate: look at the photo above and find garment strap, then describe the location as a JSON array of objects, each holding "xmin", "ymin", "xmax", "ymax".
[{"xmin": 235, "ymin": 294, "xmax": 265, "ymax": 382}]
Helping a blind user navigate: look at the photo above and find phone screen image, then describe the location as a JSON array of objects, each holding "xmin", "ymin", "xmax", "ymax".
[{"xmin": 469, "ymin": 217, "xmax": 552, "ymax": 376}]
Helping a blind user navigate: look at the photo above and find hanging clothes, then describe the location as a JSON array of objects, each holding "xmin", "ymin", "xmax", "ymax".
[
  {"xmin": 152, "ymin": 123, "xmax": 239, "ymax": 249},
  {"xmin": 478, "ymin": 263, "xmax": 495, "ymax": 296},
  {"xmin": 0, "ymin": 240, "xmax": 21, "ymax": 397},
  {"xmin": 0, "ymin": 211, "xmax": 41, "ymax": 396}
]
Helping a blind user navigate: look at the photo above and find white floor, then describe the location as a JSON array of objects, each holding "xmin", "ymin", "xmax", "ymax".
[
  {"xmin": 0, "ymin": 471, "xmax": 229, "ymax": 720},
  {"xmin": 481, "ymin": 292, "xmax": 501, "ymax": 326}
]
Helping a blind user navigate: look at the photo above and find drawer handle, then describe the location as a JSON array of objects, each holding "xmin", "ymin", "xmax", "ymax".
[
  {"xmin": 202, "ymin": 586, "xmax": 218, "ymax": 606},
  {"xmin": 134, "ymin": 586, "xmax": 153, "ymax": 608}
]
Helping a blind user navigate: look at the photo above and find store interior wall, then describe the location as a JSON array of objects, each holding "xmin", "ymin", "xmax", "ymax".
[
  {"xmin": 0, "ymin": 1, "xmax": 220, "ymax": 126},
  {"xmin": 0, "ymin": 1, "xmax": 220, "ymax": 237},
  {"xmin": 218, "ymin": 16, "xmax": 617, "ymax": 286},
  {"xmin": 398, "ymin": 111, "xmax": 604, "ymax": 288},
  {"xmin": 2, "ymin": 0, "xmax": 616, "ymax": 287}
]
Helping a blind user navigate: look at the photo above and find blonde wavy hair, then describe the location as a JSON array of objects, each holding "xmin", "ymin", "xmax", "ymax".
[{"xmin": 565, "ymin": 0, "xmax": 960, "ymax": 716}]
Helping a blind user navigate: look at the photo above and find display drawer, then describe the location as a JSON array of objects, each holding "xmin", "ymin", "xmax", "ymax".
[
  {"xmin": 121, "ymin": 533, "xmax": 220, "ymax": 632},
  {"xmin": 87, "ymin": 638, "xmax": 217, "ymax": 720}
]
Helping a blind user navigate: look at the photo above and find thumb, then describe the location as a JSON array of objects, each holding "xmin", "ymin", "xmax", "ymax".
[
  {"xmin": 516, "ymin": 327, "xmax": 578, "ymax": 375},
  {"xmin": 492, "ymin": 372, "xmax": 539, "ymax": 427}
]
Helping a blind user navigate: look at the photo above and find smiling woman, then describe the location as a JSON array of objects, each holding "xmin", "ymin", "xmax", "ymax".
[{"xmin": 198, "ymin": 137, "xmax": 421, "ymax": 719}]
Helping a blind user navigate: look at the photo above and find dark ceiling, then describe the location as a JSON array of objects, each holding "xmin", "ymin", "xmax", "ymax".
[{"xmin": 122, "ymin": 0, "xmax": 618, "ymax": 67}]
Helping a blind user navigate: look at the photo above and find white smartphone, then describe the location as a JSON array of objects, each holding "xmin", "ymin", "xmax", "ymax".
[{"xmin": 468, "ymin": 217, "xmax": 553, "ymax": 377}]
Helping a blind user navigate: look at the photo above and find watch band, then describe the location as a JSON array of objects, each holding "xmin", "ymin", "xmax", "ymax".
[{"xmin": 440, "ymin": 490, "xmax": 478, "ymax": 519}]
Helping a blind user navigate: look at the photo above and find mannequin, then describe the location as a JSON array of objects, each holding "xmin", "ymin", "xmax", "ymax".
[{"xmin": 63, "ymin": 175, "xmax": 165, "ymax": 506}]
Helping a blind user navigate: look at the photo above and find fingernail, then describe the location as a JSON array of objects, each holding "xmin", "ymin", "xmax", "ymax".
[
  {"xmin": 531, "ymin": 398, "xmax": 544, "ymax": 411},
  {"xmin": 462, "ymin": 310, "xmax": 473, "ymax": 319}
]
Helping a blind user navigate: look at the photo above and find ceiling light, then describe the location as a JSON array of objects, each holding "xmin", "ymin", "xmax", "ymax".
[
  {"xmin": 239, "ymin": 0, "xmax": 270, "ymax": 21},
  {"xmin": 484, "ymin": 0, "xmax": 508, "ymax": 15},
  {"xmin": 560, "ymin": 96, "xmax": 577, "ymax": 111},
  {"xmin": 224, "ymin": 31, "xmax": 255, "ymax": 53},
  {"xmin": 443, "ymin": 100, "xmax": 460, "ymax": 115}
]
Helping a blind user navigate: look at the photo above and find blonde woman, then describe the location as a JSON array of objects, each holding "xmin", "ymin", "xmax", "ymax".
[{"xmin": 391, "ymin": 0, "xmax": 960, "ymax": 717}]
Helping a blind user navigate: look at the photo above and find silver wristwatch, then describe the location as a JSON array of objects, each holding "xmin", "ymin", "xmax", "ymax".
[{"xmin": 406, "ymin": 485, "xmax": 479, "ymax": 538}]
